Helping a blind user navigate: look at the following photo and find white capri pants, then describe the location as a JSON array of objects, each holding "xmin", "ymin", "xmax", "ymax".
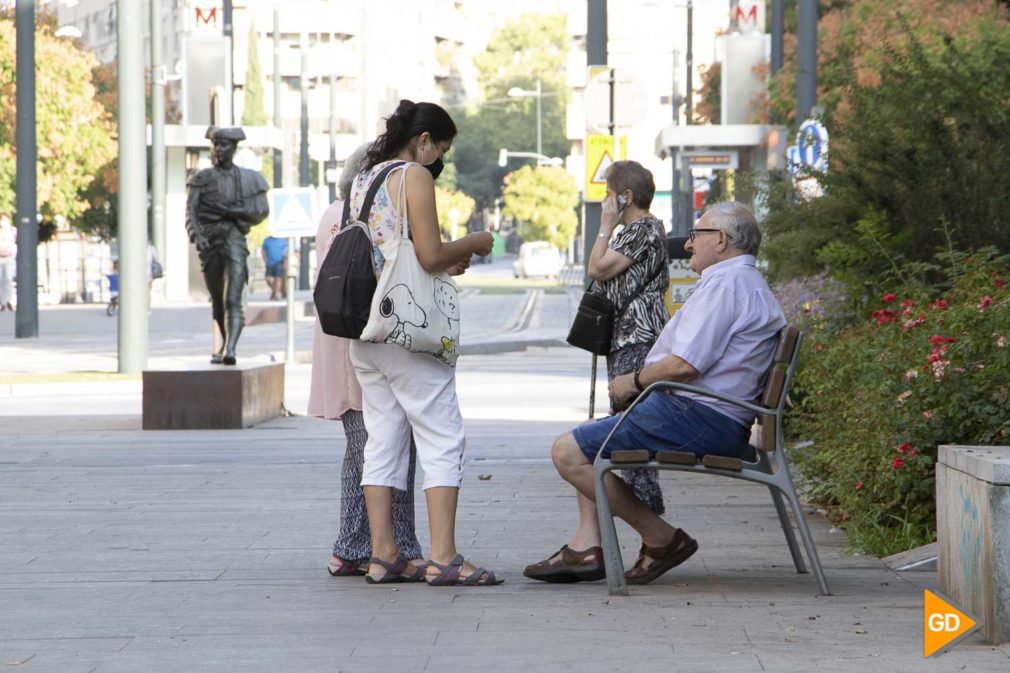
[{"xmin": 350, "ymin": 340, "xmax": 466, "ymax": 491}]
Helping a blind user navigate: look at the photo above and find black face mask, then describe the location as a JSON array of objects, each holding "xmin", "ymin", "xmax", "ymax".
[{"xmin": 425, "ymin": 156, "xmax": 444, "ymax": 180}]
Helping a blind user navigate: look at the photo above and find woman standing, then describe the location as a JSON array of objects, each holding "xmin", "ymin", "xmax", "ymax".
[
  {"xmin": 350, "ymin": 100, "xmax": 501, "ymax": 585},
  {"xmin": 592, "ymin": 160, "xmax": 670, "ymax": 515},
  {"xmin": 524, "ymin": 160, "xmax": 668, "ymax": 583},
  {"xmin": 308, "ymin": 143, "xmax": 422, "ymax": 577}
]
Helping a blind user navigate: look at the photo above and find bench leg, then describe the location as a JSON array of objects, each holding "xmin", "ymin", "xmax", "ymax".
[
  {"xmin": 784, "ymin": 489, "xmax": 831, "ymax": 595},
  {"xmin": 594, "ymin": 461, "xmax": 628, "ymax": 596},
  {"xmin": 768, "ymin": 485, "xmax": 807, "ymax": 574}
]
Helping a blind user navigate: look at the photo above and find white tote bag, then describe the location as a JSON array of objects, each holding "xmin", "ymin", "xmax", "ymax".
[{"xmin": 359, "ymin": 164, "xmax": 461, "ymax": 366}]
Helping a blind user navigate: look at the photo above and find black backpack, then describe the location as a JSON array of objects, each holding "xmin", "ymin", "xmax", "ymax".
[{"xmin": 314, "ymin": 161, "xmax": 405, "ymax": 338}]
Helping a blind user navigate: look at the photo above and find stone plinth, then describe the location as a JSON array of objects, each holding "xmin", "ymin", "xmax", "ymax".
[
  {"xmin": 143, "ymin": 362, "xmax": 284, "ymax": 430},
  {"xmin": 938, "ymin": 444, "xmax": 1010, "ymax": 644}
]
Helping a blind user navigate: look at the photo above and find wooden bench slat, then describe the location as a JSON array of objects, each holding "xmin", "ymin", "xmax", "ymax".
[
  {"xmin": 701, "ymin": 455, "xmax": 743, "ymax": 471},
  {"xmin": 759, "ymin": 415, "xmax": 776, "ymax": 452},
  {"xmin": 774, "ymin": 326, "xmax": 800, "ymax": 364},
  {"xmin": 656, "ymin": 450, "xmax": 697, "ymax": 465},
  {"xmin": 610, "ymin": 449, "xmax": 650, "ymax": 464},
  {"xmin": 761, "ymin": 364, "xmax": 788, "ymax": 408}
]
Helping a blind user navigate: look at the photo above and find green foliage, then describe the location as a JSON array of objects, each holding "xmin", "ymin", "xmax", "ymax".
[
  {"xmin": 788, "ymin": 249, "xmax": 1010, "ymax": 555},
  {"xmin": 502, "ymin": 165, "xmax": 578, "ymax": 249},
  {"xmin": 453, "ymin": 13, "xmax": 569, "ymax": 209},
  {"xmin": 761, "ymin": 9, "xmax": 1010, "ymax": 286},
  {"xmin": 241, "ymin": 18, "xmax": 268, "ymax": 127},
  {"xmin": 0, "ymin": 15, "xmax": 116, "ymax": 223},
  {"xmin": 434, "ymin": 186, "xmax": 476, "ymax": 240}
]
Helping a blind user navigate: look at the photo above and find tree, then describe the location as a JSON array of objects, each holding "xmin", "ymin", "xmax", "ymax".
[
  {"xmin": 764, "ymin": 0, "xmax": 997, "ymax": 129},
  {"xmin": 760, "ymin": 4, "xmax": 1010, "ymax": 286},
  {"xmin": 502, "ymin": 165, "xmax": 578, "ymax": 249},
  {"xmin": 77, "ymin": 60, "xmax": 119, "ymax": 240},
  {"xmin": 453, "ymin": 14, "xmax": 569, "ymax": 209},
  {"xmin": 434, "ymin": 186, "xmax": 476, "ymax": 240},
  {"xmin": 0, "ymin": 13, "xmax": 116, "ymax": 225},
  {"xmin": 241, "ymin": 18, "xmax": 267, "ymax": 126}
]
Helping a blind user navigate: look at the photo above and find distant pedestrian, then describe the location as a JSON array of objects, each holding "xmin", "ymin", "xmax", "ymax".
[
  {"xmin": 0, "ymin": 214, "xmax": 16, "ymax": 311},
  {"xmin": 309, "ymin": 142, "xmax": 423, "ymax": 577},
  {"xmin": 261, "ymin": 236, "xmax": 287, "ymax": 300},
  {"xmin": 147, "ymin": 242, "xmax": 163, "ymax": 305}
]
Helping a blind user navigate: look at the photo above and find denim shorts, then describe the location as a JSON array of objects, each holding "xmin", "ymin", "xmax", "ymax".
[
  {"xmin": 572, "ymin": 392, "xmax": 750, "ymax": 463},
  {"xmin": 265, "ymin": 262, "xmax": 284, "ymax": 278}
]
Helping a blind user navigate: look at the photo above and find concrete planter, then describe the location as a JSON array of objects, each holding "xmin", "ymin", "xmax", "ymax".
[{"xmin": 937, "ymin": 444, "xmax": 1010, "ymax": 644}]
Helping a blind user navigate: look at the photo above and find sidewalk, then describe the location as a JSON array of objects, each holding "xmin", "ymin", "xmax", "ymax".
[{"xmin": 1, "ymin": 305, "xmax": 1007, "ymax": 671}]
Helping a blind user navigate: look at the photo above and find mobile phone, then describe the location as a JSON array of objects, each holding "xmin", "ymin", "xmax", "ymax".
[{"xmin": 616, "ymin": 194, "xmax": 628, "ymax": 211}]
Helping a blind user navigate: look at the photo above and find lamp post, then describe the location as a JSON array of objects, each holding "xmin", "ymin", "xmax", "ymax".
[
  {"xmin": 298, "ymin": 32, "xmax": 310, "ymax": 290},
  {"xmin": 507, "ymin": 79, "xmax": 542, "ymax": 158}
]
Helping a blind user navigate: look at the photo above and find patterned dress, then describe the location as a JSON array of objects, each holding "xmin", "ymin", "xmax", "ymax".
[{"xmin": 597, "ymin": 215, "xmax": 670, "ymax": 513}]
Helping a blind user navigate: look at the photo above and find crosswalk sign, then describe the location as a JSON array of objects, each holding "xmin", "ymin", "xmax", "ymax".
[{"xmin": 268, "ymin": 188, "xmax": 320, "ymax": 238}]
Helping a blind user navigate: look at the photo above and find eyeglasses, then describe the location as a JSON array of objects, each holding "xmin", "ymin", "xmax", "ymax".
[{"xmin": 688, "ymin": 228, "xmax": 721, "ymax": 241}]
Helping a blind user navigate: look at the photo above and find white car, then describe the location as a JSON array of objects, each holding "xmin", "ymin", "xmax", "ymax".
[{"xmin": 513, "ymin": 241, "xmax": 562, "ymax": 279}]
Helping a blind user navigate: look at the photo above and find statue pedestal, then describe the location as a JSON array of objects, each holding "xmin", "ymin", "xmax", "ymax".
[{"xmin": 142, "ymin": 362, "xmax": 285, "ymax": 430}]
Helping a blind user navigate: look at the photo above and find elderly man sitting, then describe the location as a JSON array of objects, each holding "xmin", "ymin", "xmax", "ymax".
[{"xmin": 525, "ymin": 201, "xmax": 786, "ymax": 585}]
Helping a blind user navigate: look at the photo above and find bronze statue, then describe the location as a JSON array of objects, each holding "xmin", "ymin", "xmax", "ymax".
[{"xmin": 185, "ymin": 127, "xmax": 270, "ymax": 365}]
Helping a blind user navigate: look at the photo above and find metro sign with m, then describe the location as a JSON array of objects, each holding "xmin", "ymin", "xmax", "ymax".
[
  {"xmin": 730, "ymin": 0, "xmax": 765, "ymax": 33},
  {"xmin": 188, "ymin": 1, "xmax": 222, "ymax": 33}
]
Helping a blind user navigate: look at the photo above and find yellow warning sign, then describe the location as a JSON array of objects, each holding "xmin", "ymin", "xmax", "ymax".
[
  {"xmin": 923, "ymin": 589, "xmax": 980, "ymax": 657},
  {"xmin": 585, "ymin": 134, "xmax": 627, "ymax": 202}
]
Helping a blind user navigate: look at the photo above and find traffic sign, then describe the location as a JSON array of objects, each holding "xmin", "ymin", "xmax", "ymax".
[
  {"xmin": 795, "ymin": 118, "xmax": 829, "ymax": 173},
  {"xmin": 268, "ymin": 188, "xmax": 319, "ymax": 238},
  {"xmin": 585, "ymin": 134, "xmax": 627, "ymax": 202},
  {"xmin": 584, "ymin": 68, "xmax": 648, "ymax": 133}
]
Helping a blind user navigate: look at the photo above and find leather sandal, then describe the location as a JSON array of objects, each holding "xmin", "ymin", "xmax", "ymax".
[
  {"xmin": 426, "ymin": 553, "xmax": 503, "ymax": 586},
  {"xmin": 327, "ymin": 555, "xmax": 366, "ymax": 577},
  {"xmin": 523, "ymin": 545, "xmax": 605, "ymax": 583},
  {"xmin": 625, "ymin": 529, "xmax": 698, "ymax": 585},
  {"xmin": 364, "ymin": 555, "xmax": 426, "ymax": 584}
]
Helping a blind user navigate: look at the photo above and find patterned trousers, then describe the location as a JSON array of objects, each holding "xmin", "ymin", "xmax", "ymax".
[
  {"xmin": 607, "ymin": 342, "xmax": 665, "ymax": 515},
  {"xmin": 332, "ymin": 410, "xmax": 423, "ymax": 561}
]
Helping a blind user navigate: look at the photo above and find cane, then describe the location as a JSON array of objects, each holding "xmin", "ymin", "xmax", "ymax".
[{"xmin": 589, "ymin": 353, "xmax": 598, "ymax": 419}]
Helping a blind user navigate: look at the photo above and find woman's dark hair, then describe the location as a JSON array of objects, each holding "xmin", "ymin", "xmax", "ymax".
[
  {"xmin": 604, "ymin": 160, "xmax": 656, "ymax": 209},
  {"xmin": 365, "ymin": 100, "xmax": 457, "ymax": 169}
]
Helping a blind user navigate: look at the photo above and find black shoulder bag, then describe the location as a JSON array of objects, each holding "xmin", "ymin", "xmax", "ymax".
[
  {"xmin": 313, "ymin": 161, "xmax": 405, "ymax": 338},
  {"xmin": 566, "ymin": 262, "xmax": 665, "ymax": 355}
]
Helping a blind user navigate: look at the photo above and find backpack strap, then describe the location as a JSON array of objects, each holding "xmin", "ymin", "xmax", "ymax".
[{"xmin": 342, "ymin": 160, "xmax": 407, "ymax": 227}]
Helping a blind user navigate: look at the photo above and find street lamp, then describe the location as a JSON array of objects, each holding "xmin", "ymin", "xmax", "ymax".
[
  {"xmin": 498, "ymin": 148, "xmax": 563, "ymax": 168},
  {"xmin": 507, "ymin": 78, "xmax": 542, "ymax": 158},
  {"xmin": 54, "ymin": 25, "xmax": 83, "ymax": 39}
]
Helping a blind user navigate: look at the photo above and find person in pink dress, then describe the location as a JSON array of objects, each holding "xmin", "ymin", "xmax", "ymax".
[{"xmin": 308, "ymin": 143, "xmax": 422, "ymax": 577}]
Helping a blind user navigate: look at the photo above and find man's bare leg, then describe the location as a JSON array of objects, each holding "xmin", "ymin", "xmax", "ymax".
[{"xmin": 551, "ymin": 432, "xmax": 677, "ymax": 552}]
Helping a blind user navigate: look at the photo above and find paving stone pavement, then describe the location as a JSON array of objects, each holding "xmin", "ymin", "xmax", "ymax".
[{"xmin": 1, "ymin": 302, "xmax": 1007, "ymax": 671}]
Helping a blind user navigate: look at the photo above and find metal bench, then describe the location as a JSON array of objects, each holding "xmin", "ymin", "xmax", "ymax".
[{"xmin": 592, "ymin": 326, "xmax": 830, "ymax": 596}]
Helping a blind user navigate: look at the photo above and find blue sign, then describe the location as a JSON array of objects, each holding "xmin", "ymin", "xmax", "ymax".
[
  {"xmin": 795, "ymin": 119, "xmax": 829, "ymax": 173},
  {"xmin": 268, "ymin": 188, "xmax": 319, "ymax": 237}
]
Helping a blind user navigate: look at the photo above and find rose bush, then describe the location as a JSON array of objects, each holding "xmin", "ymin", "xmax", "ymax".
[{"xmin": 786, "ymin": 249, "xmax": 1010, "ymax": 555}]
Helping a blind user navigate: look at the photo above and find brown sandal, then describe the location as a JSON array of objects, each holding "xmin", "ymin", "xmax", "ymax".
[
  {"xmin": 625, "ymin": 529, "xmax": 698, "ymax": 585},
  {"xmin": 523, "ymin": 545, "xmax": 605, "ymax": 583}
]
